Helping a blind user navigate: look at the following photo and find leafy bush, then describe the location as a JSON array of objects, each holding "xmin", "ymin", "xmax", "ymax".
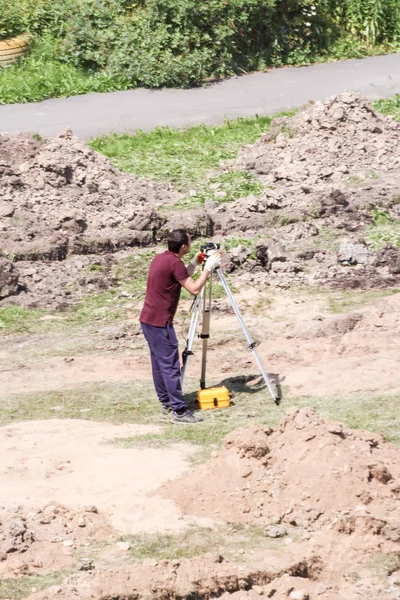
[
  {"xmin": 1, "ymin": 0, "xmax": 400, "ymax": 102},
  {"xmin": 0, "ymin": 0, "xmax": 51, "ymax": 40},
  {"xmin": 42, "ymin": 0, "xmax": 400, "ymax": 87},
  {"xmin": 334, "ymin": 0, "xmax": 400, "ymax": 44},
  {"xmin": 0, "ymin": 0, "xmax": 27, "ymax": 39}
]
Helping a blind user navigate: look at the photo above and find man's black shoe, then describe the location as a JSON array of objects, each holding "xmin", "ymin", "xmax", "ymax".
[{"xmin": 171, "ymin": 409, "xmax": 203, "ymax": 424}]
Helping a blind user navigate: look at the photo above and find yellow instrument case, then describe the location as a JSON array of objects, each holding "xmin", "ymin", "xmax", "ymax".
[{"xmin": 197, "ymin": 386, "xmax": 230, "ymax": 410}]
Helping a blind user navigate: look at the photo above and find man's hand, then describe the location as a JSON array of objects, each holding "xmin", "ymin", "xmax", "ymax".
[
  {"xmin": 204, "ymin": 252, "xmax": 221, "ymax": 273},
  {"xmin": 189, "ymin": 251, "xmax": 206, "ymax": 269}
]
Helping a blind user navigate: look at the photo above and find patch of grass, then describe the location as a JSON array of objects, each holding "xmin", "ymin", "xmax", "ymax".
[
  {"xmin": 1, "ymin": 375, "xmax": 400, "ymax": 458},
  {"xmin": 90, "ymin": 114, "xmax": 293, "ymax": 193},
  {"xmin": 67, "ymin": 289, "xmax": 125, "ymax": 326},
  {"xmin": 112, "ymin": 250, "xmax": 156, "ymax": 292},
  {"xmin": 371, "ymin": 206, "xmax": 394, "ymax": 226},
  {"xmin": 310, "ymin": 225, "xmax": 342, "ymax": 251},
  {"xmin": 65, "ymin": 250, "xmax": 156, "ymax": 325},
  {"xmin": 222, "ymin": 236, "xmax": 258, "ymax": 259},
  {"xmin": 0, "ymin": 380, "xmax": 160, "ymax": 425},
  {"xmin": 175, "ymin": 170, "xmax": 264, "ymax": 209},
  {"xmin": 364, "ymin": 552, "xmax": 400, "ymax": 580},
  {"xmin": 373, "ymin": 94, "xmax": 400, "ymax": 122},
  {"xmin": 105, "ymin": 377, "xmax": 400, "ymax": 449},
  {"xmin": 119, "ymin": 522, "xmax": 280, "ymax": 562},
  {"xmin": 325, "ymin": 289, "xmax": 399, "ymax": 314},
  {"xmin": 0, "ymin": 571, "xmax": 66, "ymax": 600},
  {"xmin": 0, "ymin": 305, "xmax": 47, "ymax": 333},
  {"xmin": 364, "ymin": 204, "xmax": 400, "ymax": 250},
  {"xmin": 367, "ymin": 225, "xmax": 400, "ymax": 250},
  {"xmin": 346, "ymin": 174, "xmax": 364, "ymax": 186}
]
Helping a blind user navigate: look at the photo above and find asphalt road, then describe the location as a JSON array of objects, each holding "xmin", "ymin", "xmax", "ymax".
[{"xmin": 1, "ymin": 53, "xmax": 400, "ymax": 140}]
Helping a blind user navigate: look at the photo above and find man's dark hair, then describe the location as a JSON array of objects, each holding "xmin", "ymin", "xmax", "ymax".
[{"xmin": 167, "ymin": 229, "xmax": 189, "ymax": 253}]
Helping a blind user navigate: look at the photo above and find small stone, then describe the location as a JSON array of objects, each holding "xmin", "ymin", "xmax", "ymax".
[
  {"xmin": 240, "ymin": 466, "xmax": 252, "ymax": 478},
  {"xmin": 84, "ymin": 505, "xmax": 98, "ymax": 513},
  {"xmin": 79, "ymin": 558, "xmax": 94, "ymax": 571},
  {"xmin": 62, "ymin": 540, "xmax": 73, "ymax": 547},
  {"xmin": 265, "ymin": 526, "xmax": 287, "ymax": 538},
  {"xmin": 32, "ymin": 560, "xmax": 43, "ymax": 568},
  {"xmin": 253, "ymin": 585, "xmax": 264, "ymax": 595},
  {"xmin": 77, "ymin": 517, "xmax": 86, "ymax": 527},
  {"xmin": 116, "ymin": 541, "xmax": 130, "ymax": 551},
  {"xmin": 289, "ymin": 590, "xmax": 309, "ymax": 600}
]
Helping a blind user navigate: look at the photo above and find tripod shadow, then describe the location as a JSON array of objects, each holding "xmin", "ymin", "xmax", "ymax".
[
  {"xmin": 185, "ymin": 373, "xmax": 284, "ymax": 411},
  {"xmin": 220, "ymin": 373, "xmax": 283, "ymax": 405}
]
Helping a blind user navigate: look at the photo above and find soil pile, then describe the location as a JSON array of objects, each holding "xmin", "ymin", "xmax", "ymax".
[
  {"xmin": 225, "ymin": 91, "xmax": 400, "ymax": 223},
  {"xmin": 0, "ymin": 132, "xmax": 176, "ymax": 308},
  {"xmin": 0, "ymin": 131, "xmax": 172, "ymax": 259},
  {"xmin": 212, "ymin": 92, "xmax": 400, "ymax": 289},
  {"xmin": 1, "ymin": 93, "xmax": 400, "ymax": 309},
  {"xmin": 163, "ymin": 407, "xmax": 400, "ymax": 538}
]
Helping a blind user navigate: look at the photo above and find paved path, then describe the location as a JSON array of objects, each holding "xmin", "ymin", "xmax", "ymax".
[{"xmin": 1, "ymin": 53, "xmax": 400, "ymax": 140}]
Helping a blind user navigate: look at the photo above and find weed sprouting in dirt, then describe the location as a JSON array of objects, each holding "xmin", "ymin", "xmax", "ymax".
[
  {"xmin": 0, "ymin": 571, "xmax": 67, "ymax": 600},
  {"xmin": 118, "ymin": 522, "xmax": 278, "ymax": 562},
  {"xmin": 325, "ymin": 288, "xmax": 400, "ymax": 314},
  {"xmin": 0, "ymin": 305, "xmax": 48, "ymax": 333}
]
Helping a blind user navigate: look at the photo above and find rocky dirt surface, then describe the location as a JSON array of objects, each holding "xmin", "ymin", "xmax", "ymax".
[
  {"xmin": 1, "ymin": 92, "xmax": 400, "ymax": 600},
  {"xmin": 15, "ymin": 408, "xmax": 400, "ymax": 600},
  {"xmin": 1, "ymin": 92, "xmax": 400, "ymax": 309}
]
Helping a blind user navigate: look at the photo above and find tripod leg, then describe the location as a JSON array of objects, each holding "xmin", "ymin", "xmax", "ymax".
[
  {"xmin": 181, "ymin": 287, "xmax": 204, "ymax": 389},
  {"xmin": 216, "ymin": 268, "xmax": 279, "ymax": 405},
  {"xmin": 200, "ymin": 277, "xmax": 212, "ymax": 389}
]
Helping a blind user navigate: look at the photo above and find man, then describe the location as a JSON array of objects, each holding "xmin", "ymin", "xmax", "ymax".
[{"xmin": 140, "ymin": 229, "xmax": 221, "ymax": 424}]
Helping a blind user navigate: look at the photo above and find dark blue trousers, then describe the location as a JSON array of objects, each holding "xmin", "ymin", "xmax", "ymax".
[{"xmin": 140, "ymin": 322, "xmax": 187, "ymax": 412}]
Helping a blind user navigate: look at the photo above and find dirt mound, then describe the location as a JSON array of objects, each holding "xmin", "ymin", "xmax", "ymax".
[
  {"xmin": 163, "ymin": 407, "xmax": 400, "ymax": 538},
  {"xmin": 233, "ymin": 91, "xmax": 400, "ymax": 218},
  {"xmin": 0, "ymin": 131, "xmax": 173, "ymax": 260},
  {"xmin": 1, "ymin": 93, "xmax": 400, "ymax": 309},
  {"xmin": 0, "ymin": 131, "xmax": 178, "ymax": 307},
  {"xmin": 211, "ymin": 92, "xmax": 400, "ymax": 289}
]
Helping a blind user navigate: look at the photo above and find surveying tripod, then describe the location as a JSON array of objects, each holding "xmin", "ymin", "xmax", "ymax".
[{"xmin": 181, "ymin": 253, "xmax": 280, "ymax": 406}]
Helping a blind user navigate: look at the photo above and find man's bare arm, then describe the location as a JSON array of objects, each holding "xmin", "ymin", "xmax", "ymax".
[{"xmin": 178, "ymin": 269, "xmax": 210, "ymax": 296}]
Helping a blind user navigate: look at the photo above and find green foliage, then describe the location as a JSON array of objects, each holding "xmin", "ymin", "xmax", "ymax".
[
  {"xmin": 0, "ymin": 35, "xmax": 130, "ymax": 105},
  {"xmin": 371, "ymin": 206, "xmax": 393, "ymax": 226},
  {"xmin": 367, "ymin": 227, "xmax": 400, "ymax": 250},
  {"xmin": 0, "ymin": 0, "xmax": 52, "ymax": 40},
  {"xmin": 335, "ymin": 0, "xmax": 400, "ymax": 44},
  {"xmin": 1, "ymin": 0, "xmax": 400, "ymax": 102},
  {"xmin": 0, "ymin": 572, "xmax": 67, "ymax": 600},
  {"xmin": 176, "ymin": 171, "xmax": 264, "ymax": 209},
  {"xmin": 365, "ymin": 205, "xmax": 400, "ymax": 250},
  {"xmin": 91, "ymin": 116, "xmax": 278, "ymax": 188},
  {"xmin": 0, "ymin": 305, "xmax": 45, "ymax": 333},
  {"xmin": 0, "ymin": 0, "xmax": 26, "ymax": 39},
  {"xmin": 374, "ymin": 94, "xmax": 400, "ymax": 122}
]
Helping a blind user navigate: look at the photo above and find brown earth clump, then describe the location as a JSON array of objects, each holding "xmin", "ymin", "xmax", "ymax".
[{"xmin": 163, "ymin": 407, "xmax": 400, "ymax": 538}]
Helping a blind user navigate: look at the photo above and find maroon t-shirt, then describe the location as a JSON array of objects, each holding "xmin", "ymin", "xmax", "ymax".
[{"xmin": 139, "ymin": 250, "xmax": 190, "ymax": 326}]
